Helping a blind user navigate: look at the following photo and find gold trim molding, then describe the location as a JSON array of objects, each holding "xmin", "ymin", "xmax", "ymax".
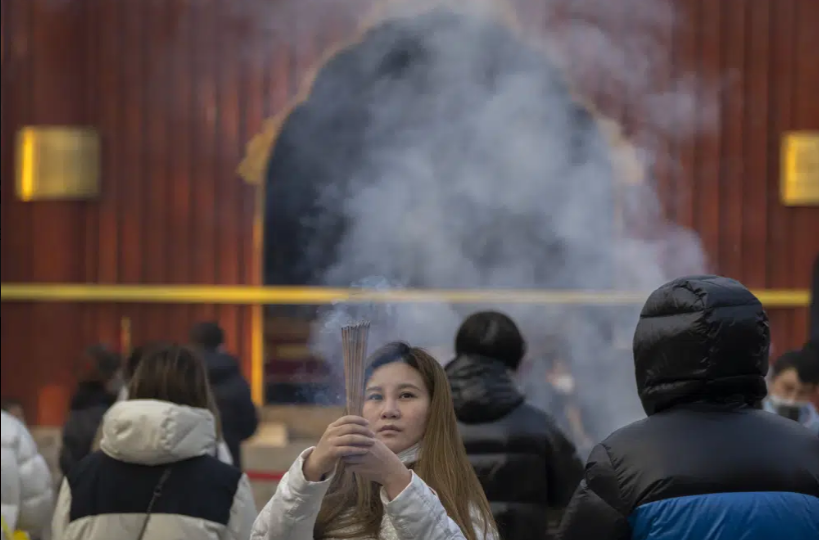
[{"xmin": 0, "ymin": 283, "xmax": 809, "ymax": 308}]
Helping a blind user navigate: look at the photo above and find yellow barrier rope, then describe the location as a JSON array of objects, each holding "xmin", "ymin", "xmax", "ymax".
[{"xmin": 0, "ymin": 283, "xmax": 809, "ymax": 307}]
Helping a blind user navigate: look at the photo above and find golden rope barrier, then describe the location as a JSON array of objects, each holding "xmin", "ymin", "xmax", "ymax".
[{"xmin": 0, "ymin": 283, "xmax": 809, "ymax": 307}]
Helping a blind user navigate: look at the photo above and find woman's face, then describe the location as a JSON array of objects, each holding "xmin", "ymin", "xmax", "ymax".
[{"xmin": 363, "ymin": 362, "xmax": 430, "ymax": 454}]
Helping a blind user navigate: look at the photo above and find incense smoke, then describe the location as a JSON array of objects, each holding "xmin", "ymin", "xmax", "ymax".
[{"xmin": 264, "ymin": 1, "xmax": 714, "ymax": 441}]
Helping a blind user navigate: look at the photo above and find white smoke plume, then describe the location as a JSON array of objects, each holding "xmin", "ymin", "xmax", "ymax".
[{"xmin": 260, "ymin": 0, "xmax": 716, "ymax": 440}]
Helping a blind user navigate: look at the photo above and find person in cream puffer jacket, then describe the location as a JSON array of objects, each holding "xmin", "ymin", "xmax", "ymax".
[
  {"xmin": 51, "ymin": 344, "xmax": 256, "ymax": 540},
  {"xmin": 1, "ymin": 409, "xmax": 55, "ymax": 537}
]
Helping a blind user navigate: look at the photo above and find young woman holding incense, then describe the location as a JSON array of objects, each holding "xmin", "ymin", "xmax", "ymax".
[{"xmin": 251, "ymin": 342, "xmax": 498, "ymax": 540}]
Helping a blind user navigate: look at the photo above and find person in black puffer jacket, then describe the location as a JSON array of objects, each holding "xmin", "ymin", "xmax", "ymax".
[
  {"xmin": 558, "ymin": 275, "xmax": 819, "ymax": 540},
  {"xmin": 190, "ymin": 322, "xmax": 258, "ymax": 469},
  {"xmin": 446, "ymin": 311, "xmax": 584, "ymax": 540},
  {"xmin": 59, "ymin": 345, "xmax": 122, "ymax": 477}
]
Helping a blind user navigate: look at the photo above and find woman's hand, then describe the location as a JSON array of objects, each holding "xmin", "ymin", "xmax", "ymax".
[
  {"xmin": 303, "ymin": 415, "xmax": 375, "ymax": 481},
  {"xmin": 342, "ymin": 438, "xmax": 412, "ymax": 500}
]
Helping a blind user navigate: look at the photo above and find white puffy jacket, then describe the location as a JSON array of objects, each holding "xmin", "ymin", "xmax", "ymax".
[
  {"xmin": 251, "ymin": 446, "xmax": 498, "ymax": 540},
  {"xmin": 116, "ymin": 387, "xmax": 234, "ymax": 465},
  {"xmin": 0, "ymin": 410, "xmax": 55, "ymax": 535},
  {"xmin": 51, "ymin": 400, "xmax": 256, "ymax": 540}
]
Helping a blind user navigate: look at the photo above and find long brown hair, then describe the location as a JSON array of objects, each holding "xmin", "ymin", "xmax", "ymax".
[
  {"xmin": 315, "ymin": 342, "xmax": 496, "ymax": 540},
  {"xmin": 127, "ymin": 342, "xmax": 222, "ymax": 440}
]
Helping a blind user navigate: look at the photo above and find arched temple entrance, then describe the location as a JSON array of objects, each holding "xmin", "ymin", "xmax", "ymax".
[{"xmin": 240, "ymin": 6, "xmax": 640, "ymax": 406}]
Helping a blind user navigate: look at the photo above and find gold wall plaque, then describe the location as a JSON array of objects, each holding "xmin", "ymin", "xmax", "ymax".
[
  {"xmin": 15, "ymin": 126, "xmax": 101, "ymax": 201},
  {"xmin": 781, "ymin": 131, "xmax": 819, "ymax": 206}
]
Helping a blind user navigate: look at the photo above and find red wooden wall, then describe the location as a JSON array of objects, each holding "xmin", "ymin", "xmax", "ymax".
[{"xmin": 2, "ymin": 0, "xmax": 817, "ymax": 425}]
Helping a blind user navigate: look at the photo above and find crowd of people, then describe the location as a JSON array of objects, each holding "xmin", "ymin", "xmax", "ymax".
[{"xmin": 1, "ymin": 275, "xmax": 818, "ymax": 540}]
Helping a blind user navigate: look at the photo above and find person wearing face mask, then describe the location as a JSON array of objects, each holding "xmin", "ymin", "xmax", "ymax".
[
  {"xmin": 763, "ymin": 347, "xmax": 819, "ymax": 434},
  {"xmin": 557, "ymin": 275, "xmax": 819, "ymax": 540},
  {"xmin": 445, "ymin": 312, "xmax": 583, "ymax": 540},
  {"xmin": 251, "ymin": 342, "xmax": 498, "ymax": 540}
]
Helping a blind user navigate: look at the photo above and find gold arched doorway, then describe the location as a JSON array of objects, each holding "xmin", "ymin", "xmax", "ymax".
[{"xmin": 237, "ymin": 2, "xmax": 644, "ymax": 405}]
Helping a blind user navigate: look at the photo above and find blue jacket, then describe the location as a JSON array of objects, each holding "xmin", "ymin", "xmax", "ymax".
[{"xmin": 558, "ymin": 276, "xmax": 819, "ymax": 540}]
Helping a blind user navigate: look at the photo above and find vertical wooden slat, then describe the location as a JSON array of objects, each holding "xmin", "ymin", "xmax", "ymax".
[
  {"xmin": 718, "ymin": 0, "xmax": 747, "ymax": 282},
  {"xmin": 190, "ymin": 0, "xmax": 218, "ymax": 328},
  {"xmin": 792, "ymin": 0, "xmax": 819, "ymax": 343},
  {"xmin": 215, "ymin": 0, "xmax": 242, "ymax": 359},
  {"xmin": 94, "ymin": 0, "xmax": 123, "ymax": 348},
  {"xmin": 141, "ymin": 0, "xmax": 170, "ymax": 342},
  {"xmin": 118, "ymin": 0, "xmax": 147, "ymax": 355},
  {"xmin": 652, "ymin": 2, "xmax": 678, "ymax": 227},
  {"xmin": 1, "ymin": 0, "xmax": 33, "ymax": 283},
  {"xmin": 107, "ymin": 0, "xmax": 134, "ymax": 277},
  {"xmin": 0, "ymin": 0, "xmax": 35, "ymax": 411},
  {"xmin": 80, "ymin": 0, "xmax": 100, "ymax": 354},
  {"xmin": 766, "ymin": 0, "xmax": 796, "ymax": 290},
  {"xmin": 689, "ymin": 0, "xmax": 713, "ymax": 269},
  {"xmin": 29, "ymin": 0, "xmax": 84, "ymax": 283},
  {"xmin": 674, "ymin": 0, "xmax": 698, "ymax": 233},
  {"xmin": 766, "ymin": 0, "xmax": 797, "ymax": 350},
  {"xmin": 28, "ymin": 0, "xmax": 86, "ymax": 424},
  {"xmin": 742, "ymin": 0, "xmax": 770, "ymax": 291},
  {"xmin": 168, "ymin": 3, "xmax": 194, "ymax": 341},
  {"xmin": 96, "ymin": 0, "xmax": 120, "ymax": 286}
]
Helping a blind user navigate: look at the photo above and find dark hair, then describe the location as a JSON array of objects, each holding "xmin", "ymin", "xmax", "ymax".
[
  {"xmin": 364, "ymin": 341, "xmax": 413, "ymax": 381},
  {"xmin": 771, "ymin": 349, "xmax": 819, "ymax": 385},
  {"xmin": 80, "ymin": 344, "xmax": 122, "ymax": 383},
  {"xmin": 1, "ymin": 398, "xmax": 23, "ymax": 412},
  {"xmin": 128, "ymin": 343, "xmax": 222, "ymax": 438},
  {"xmin": 190, "ymin": 321, "xmax": 225, "ymax": 351},
  {"xmin": 124, "ymin": 343, "xmax": 159, "ymax": 381},
  {"xmin": 316, "ymin": 341, "xmax": 496, "ymax": 540},
  {"xmin": 455, "ymin": 311, "xmax": 526, "ymax": 370}
]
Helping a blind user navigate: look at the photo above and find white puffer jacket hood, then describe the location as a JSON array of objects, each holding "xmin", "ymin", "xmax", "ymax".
[
  {"xmin": 114, "ymin": 389, "xmax": 233, "ymax": 465},
  {"xmin": 52, "ymin": 400, "xmax": 257, "ymax": 540},
  {"xmin": 100, "ymin": 399, "xmax": 219, "ymax": 465},
  {"xmin": 0, "ymin": 410, "xmax": 54, "ymax": 535}
]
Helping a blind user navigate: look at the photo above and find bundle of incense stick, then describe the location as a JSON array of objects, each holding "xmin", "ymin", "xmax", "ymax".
[{"xmin": 341, "ymin": 322, "xmax": 370, "ymax": 416}]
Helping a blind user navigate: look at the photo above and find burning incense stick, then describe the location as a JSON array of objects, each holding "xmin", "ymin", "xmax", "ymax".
[{"xmin": 341, "ymin": 322, "xmax": 370, "ymax": 416}]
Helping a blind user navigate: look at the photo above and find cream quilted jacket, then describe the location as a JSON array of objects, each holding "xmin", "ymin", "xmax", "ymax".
[{"xmin": 251, "ymin": 446, "xmax": 497, "ymax": 540}]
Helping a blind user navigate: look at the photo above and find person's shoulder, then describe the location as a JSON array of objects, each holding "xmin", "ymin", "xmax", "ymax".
[
  {"xmin": 515, "ymin": 401, "xmax": 557, "ymax": 423},
  {"xmin": 596, "ymin": 413, "xmax": 658, "ymax": 451},
  {"xmin": 0, "ymin": 411, "xmax": 37, "ymax": 455},
  {"xmin": 602, "ymin": 406, "xmax": 819, "ymax": 453},
  {"xmin": 185, "ymin": 454, "xmax": 244, "ymax": 487},
  {"xmin": 752, "ymin": 408, "xmax": 819, "ymax": 443},
  {"xmin": 68, "ymin": 452, "xmax": 244, "ymax": 491},
  {"xmin": 0, "ymin": 410, "xmax": 21, "ymax": 446},
  {"xmin": 500, "ymin": 401, "xmax": 566, "ymax": 437}
]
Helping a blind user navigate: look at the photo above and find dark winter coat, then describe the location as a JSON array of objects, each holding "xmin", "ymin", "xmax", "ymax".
[
  {"xmin": 201, "ymin": 350, "xmax": 258, "ymax": 469},
  {"xmin": 446, "ymin": 354, "xmax": 584, "ymax": 540},
  {"xmin": 557, "ymin": 275, "xmax": 819, "ymax": 540},
  {"xmin": 59, "ymin": 382, "xmax": 117, "ymax": 477}
]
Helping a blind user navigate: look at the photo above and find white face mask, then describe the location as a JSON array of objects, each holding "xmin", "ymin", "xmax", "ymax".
[
  {"xmin": 551, "ymin": 374, "xmax": 576, "ymax": 395},
  {"xmin": 767, "ymin": 394, "xmax": 809, "ymax": 421},
  {"xmin": 768, "ymin": 394, "xmax": 810, "ymax": 408}
]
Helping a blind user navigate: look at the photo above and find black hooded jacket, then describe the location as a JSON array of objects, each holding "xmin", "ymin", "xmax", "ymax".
[
  {"xmin": 59, "ymin": 381, "xmax": 118, "ymax": 476},
  {"xmin": 558, "ymin": 276, "xmax": 819, "ymax": 540},
  {"xmin": 446, "ymin": 354, "xmax": 584, "ymax": 540},
  {"xmin": 201, "ymin": 350, "xmax": 258, "ymax": 469}
]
